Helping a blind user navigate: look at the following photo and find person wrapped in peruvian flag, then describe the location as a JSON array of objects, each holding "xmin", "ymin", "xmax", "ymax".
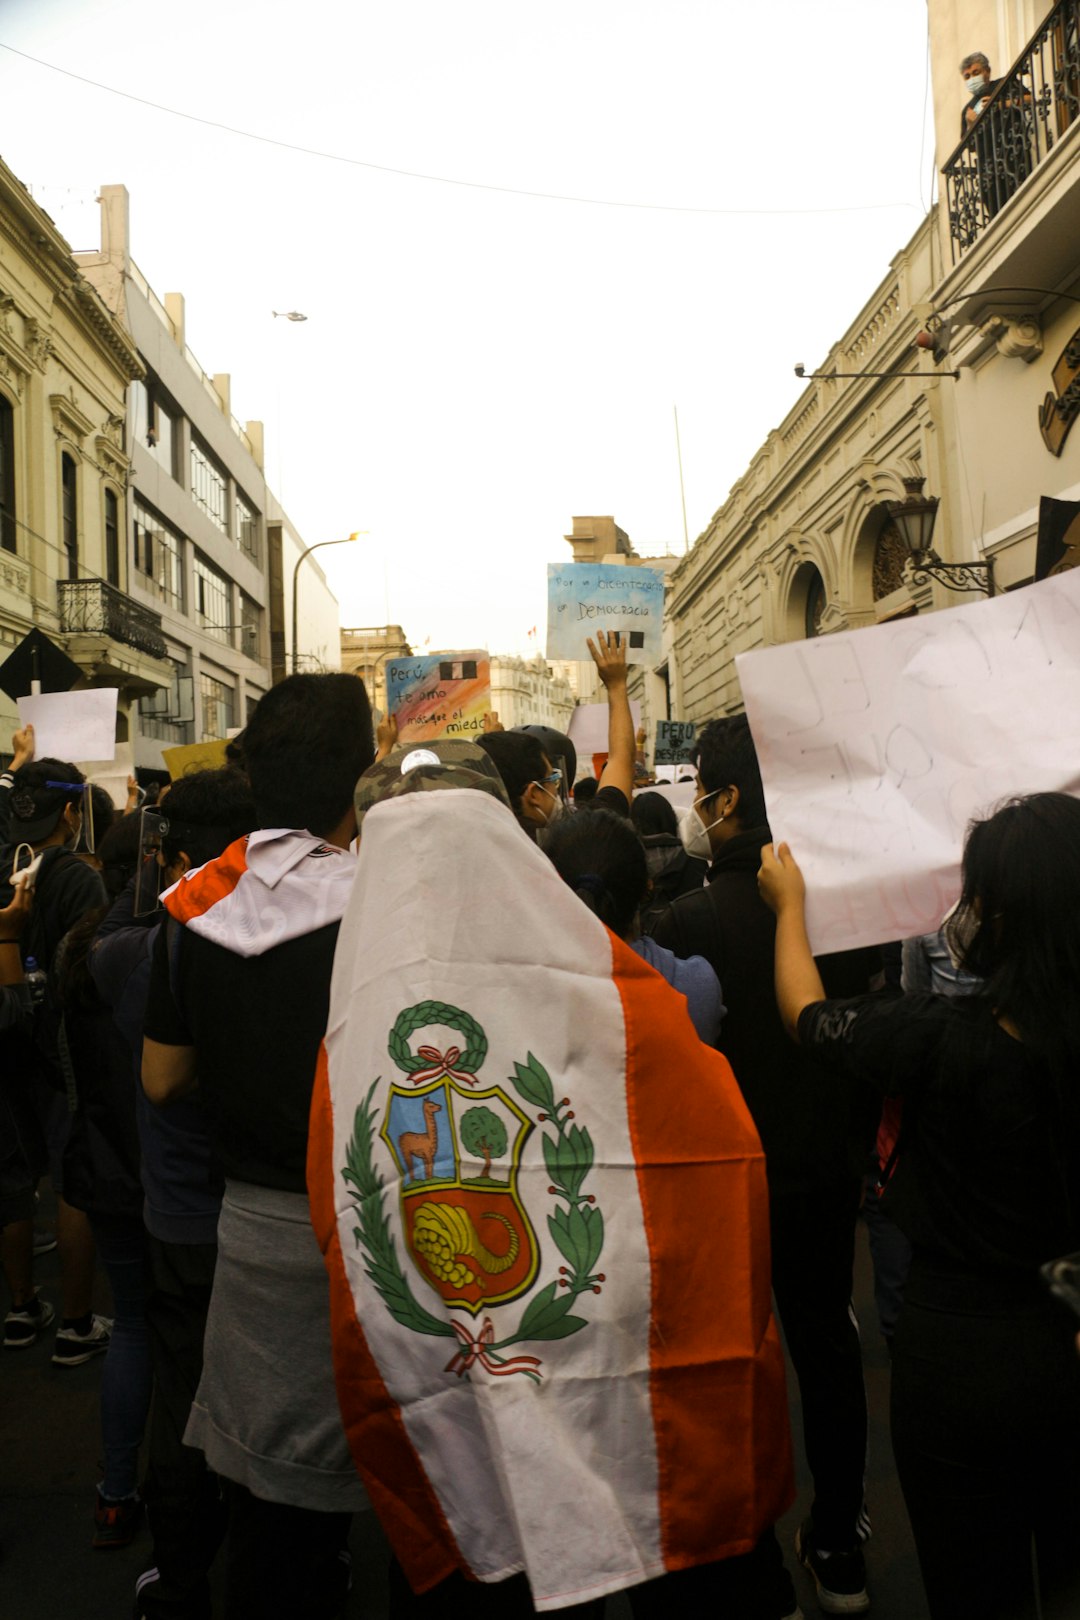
[{"xmin": 309, "ymin": 740, "xmax": 797, "ymax": 1617}]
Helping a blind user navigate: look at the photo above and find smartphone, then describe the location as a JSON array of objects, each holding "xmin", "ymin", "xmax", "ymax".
[{"xmin": 1041, "ymin": 1251, "xmax": 1080, "ymax": 1322}]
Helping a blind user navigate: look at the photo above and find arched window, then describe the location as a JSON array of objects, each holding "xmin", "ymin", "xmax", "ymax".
[
  {"xmin": 105, "ymin": 488, "xmax": 120, "ymax": 586},
  {"xmin": 61, "ymin": 452, "xmax": 78, "ymax": 580},
  {"xmin": 804, "ymin": 567, "xmax": 827, "ymax": 638},
  {"xmin": 0, "ymin": 395, "xmax": 14, "ymax": 554}
]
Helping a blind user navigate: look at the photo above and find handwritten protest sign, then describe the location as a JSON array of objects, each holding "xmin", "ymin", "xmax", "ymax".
[
  {"xmin": 654, "ymin": 720, "xmax": 696, "ymax": 766},
  {"xmin": 19, "ymin": 688, "xmax": 117, "ymax": 762},
  {"xmin": 162, "ymin": 738, "xmax": 229, "ymax": 779},
  {"xmin": 546, "ymin": 564, "xmax": 665, "ymax": 662},
  {"xmin": 736, "ymin": 567, "xmax": 1080, "ymax": 955},
  {"xmin": 567, "ymin": 700, "xmax": 642, "ymax": 756},
  {"xmin": 386, "ymin": 651, "xmax": 491, "ymax": 744}
]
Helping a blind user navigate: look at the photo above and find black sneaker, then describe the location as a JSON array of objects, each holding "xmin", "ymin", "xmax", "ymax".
[
  {"xmin": 795, "ymin": 1517, "xmax": 869, "ymax": 1615},
  {"xmin": 52, "ymin": 1313, "xmax": 112, "ymax": 1367},
  {"xmin": 3, "ymin": 1294, "xmax": 55, "ymax": 1348}
]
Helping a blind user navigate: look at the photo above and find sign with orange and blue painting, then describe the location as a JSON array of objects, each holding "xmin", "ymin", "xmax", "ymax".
[{"xmin": 385, "ymin": 651, "xmax": 491, "ymax": 743}]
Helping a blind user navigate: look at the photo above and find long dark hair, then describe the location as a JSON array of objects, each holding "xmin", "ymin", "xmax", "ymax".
[
  {"xmin": 950, "ymin": 793, "xmax": 1080, "ymax": 1076},
  {"xmin": 543, "ymin": 808, "xmax": 647, "ymax": 939}
]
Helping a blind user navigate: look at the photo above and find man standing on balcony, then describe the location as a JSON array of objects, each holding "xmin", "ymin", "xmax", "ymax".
[{"xmin": 960, "ymin": 50, "xmax": 1031, "ymax": 217}]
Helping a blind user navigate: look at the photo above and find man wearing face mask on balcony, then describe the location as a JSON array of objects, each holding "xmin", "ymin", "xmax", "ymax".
[
  {"xmin": 651, "ymin": 714, "xmax": 882, "ymax": 1618},
  {"xmin": 960, "ymin": 50, "xmax": 1031, "ymax": 218}
]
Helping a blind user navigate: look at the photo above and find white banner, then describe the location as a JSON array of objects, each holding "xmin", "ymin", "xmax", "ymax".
[
  {"xmin": 567, "ymin": 700, "xmax": 642, "ymax": 756},
  {"xmin": 736, "ymin": 568, "xmax": 1080, "ymax": 954},
  {"xmin": 19, "ymin": 688, "xmax": 117, "ymax": 764}
]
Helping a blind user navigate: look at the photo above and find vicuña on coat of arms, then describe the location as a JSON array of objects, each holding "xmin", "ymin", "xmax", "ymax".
[{"xmin": 342, "ymin": 1001, "xmax": 606, "ymax": 1381}]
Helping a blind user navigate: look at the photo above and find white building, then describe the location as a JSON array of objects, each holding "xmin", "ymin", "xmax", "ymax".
[
  {"xmin": 0, "ymin": 156, "xmax": 155, "ymax": 752},
  {"xmin": 489, "ymin": 654, "xmax": 575, "ymax": 731},
  {"xmin": 77, "ymin": 186, "xmax": 339, "ymax": 767}
]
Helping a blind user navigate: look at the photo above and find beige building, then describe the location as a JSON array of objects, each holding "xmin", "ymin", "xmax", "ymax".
[
  {"xmin": 665, "ymin": 0, "xmax": 1080, "ymax": 726},
  {"xmin": 927, "ymin": 0, "xmax": 1080, "ymax": 588},
  {"xmin": 341, "ymin": 624, "xmax": 412, "ymax": 713},
  {"xmin": 78, "ymin": 185, "xmax": 340, "ymax": 766},
  {"xmin": 0, "ymin": 155, "xmax": 163, "ymax": 749},
  {"xmin": 667, "ymin": 214, "xmax": 949, "ymax": 724}
]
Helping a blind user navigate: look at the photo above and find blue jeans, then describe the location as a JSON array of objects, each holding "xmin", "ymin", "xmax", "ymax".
[
  {"xmin": 863, "ymin": 1174, "xmax": 912, "ymax": 1344},
  {"xmin": 92, "ymin": 1214, "xmax": 152, "ymax": 1500}
]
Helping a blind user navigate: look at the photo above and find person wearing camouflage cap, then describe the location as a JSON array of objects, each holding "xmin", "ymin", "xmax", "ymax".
[{"xmin": 354, "ymin": 738, "xmax": 512, "ymax": 833}]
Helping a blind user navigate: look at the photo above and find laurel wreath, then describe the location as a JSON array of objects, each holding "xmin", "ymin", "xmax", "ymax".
[
  {"xmin": 388, "ymin": 1000, "xmax": 488, "ymax": 1077},
  {"xmin": 342, "ymin": 1021, "xmax": 605, "ymax": 1363},
  {"xmin": 343, "ymin": 1081, "xmax": 454, "ymax": 1340}
]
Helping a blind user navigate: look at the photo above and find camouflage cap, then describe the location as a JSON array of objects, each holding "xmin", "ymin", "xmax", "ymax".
[{"xmin": 354, "ymin": 738, "xmax": 512, "ymax": 831}]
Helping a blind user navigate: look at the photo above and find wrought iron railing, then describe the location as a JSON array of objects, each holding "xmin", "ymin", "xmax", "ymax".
[
  {"xmin": 57, "ymin": 578, "xmax": 168, "ymax": 660},
  {"xmin": 944, "ymin": 0, "xmax": 1080, "ymax": 260}
]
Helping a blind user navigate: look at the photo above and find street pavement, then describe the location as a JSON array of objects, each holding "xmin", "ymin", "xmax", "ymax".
[{"xmin": 1, "ymin": 1205, "xmax": 929, "ymax": 1619}]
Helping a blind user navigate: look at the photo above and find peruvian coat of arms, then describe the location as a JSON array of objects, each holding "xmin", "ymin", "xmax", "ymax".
[{"xmin": 342, "ymin": 1001, "xmax": 606, "ymax": 1381}]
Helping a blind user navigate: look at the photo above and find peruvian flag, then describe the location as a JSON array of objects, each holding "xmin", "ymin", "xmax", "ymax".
[{"xmin": 309, "ymin": 790, "xmax": 793, "ymax": 1610}]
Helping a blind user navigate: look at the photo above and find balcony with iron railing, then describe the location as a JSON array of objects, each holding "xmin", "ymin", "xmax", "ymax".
[
  {"xmin": 944, "ymin": 0, "xmax": 1080, "ymax": 262},
  {"xmin": 58, "ymin": 578, "xmax": 168, "ymax": 661}
]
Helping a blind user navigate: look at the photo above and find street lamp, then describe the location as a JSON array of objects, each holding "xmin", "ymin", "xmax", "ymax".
[
  {"xmin": 292, "ymin": 533, "xmax": 364, "ymax": 673},
  {"xmin": 887, "ymin": 477, "xmax": 995, "ymax": 597}
]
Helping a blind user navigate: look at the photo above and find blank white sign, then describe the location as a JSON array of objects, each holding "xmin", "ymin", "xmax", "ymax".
[
  {"xmin": 19, "ymin": 688, "xmax": 118, "ymax": 765},
  {"xmin": 736, "ymin": 567, "xmax": 1080, "ymax": 954}
]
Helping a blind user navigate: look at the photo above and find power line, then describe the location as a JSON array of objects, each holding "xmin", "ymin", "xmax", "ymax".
[{"xmin": 0, "ymin": 41, "xmax": 920, "ymax": 220}]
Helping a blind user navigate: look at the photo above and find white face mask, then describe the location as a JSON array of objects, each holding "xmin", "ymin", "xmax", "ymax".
[
  {"xmin": 965, "ymin": 74, "xmax": 988, "ymax": 96},
  {"xmin": 533, "ymin": 782, "xmax": 564, "ymax": 825},
  {"xmin": 678, "ymin": 793, "xmax": 718, "ymax": 860}
]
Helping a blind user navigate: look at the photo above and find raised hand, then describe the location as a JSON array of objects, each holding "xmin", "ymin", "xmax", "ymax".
[{"xmin": 586, "ymin": 630, "xmax": 628, "ymax": 689}]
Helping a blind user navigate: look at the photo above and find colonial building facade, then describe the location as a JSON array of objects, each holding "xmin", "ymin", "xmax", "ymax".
[
  {"xmin": 0, "ymin": 156, "xmax": 160, "ymax": 749},
  {"xmin": 77, "ymin": 184, "xmax": 339, "ymax": 766},
  {"xmin": 664, "ymin": 0, "xmax": 1080, "ymax": 734},
  {"xmin": 928, "ymin": 0, "xmax": 1080, "ymax": 587},
  {"xmin": 666, "ymin": 212, "xmax": 951, "ymax": 723}
]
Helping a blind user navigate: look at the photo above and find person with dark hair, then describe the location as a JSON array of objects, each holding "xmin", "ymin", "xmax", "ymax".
[
  {"xmin": 311, "ymin": 755, "xmax": 798, "ymax": 1620},
  {"xmin": 140, "ymin": 675, "xmax": 374, "ymax": 1620},
  {"xmin": 475, "ymin": 729, "xmax": 555, "ymax": 837},
  {"xmin": 96, "ymin": 812, "xmax": 145, "ymax": 902},
  {"xmin": 959, "ymin": 49, "xmax": 1031, "ymax": 219},
  {"xmin": 630, "ymin": 791, "xmax": 708, "ymax": 933},
  {"xmin": 511, "ymin": 722, "xmax": 576, "ymax": 808},
  {"xmin": 0, "ymin": 726, "xmax": 111, "ymax": 1364},
  {"xmin": 479, "ymin": 635, "xmax": 635, "ymax": 840},
  {"xmin": 759, "ymin": 792, "xmax": 1080, "ymax": 1620},
  {"xmin": 51, "ymin": 896, "xmax": 149, "ymax": 1548},
  {"xmin": 545, "ymin": 807, "xmax": 723, "ymax": 1045},
  {"xmin": 651, "ymin": 713, "xmax": 879, "ymax": 1616},
  {"xmin": 572, "ymin": 775, "xmax": 599, "ymax": 808},
  {"xmin": 91, "ymin": 765, "xmax": 258, "ymax": 1601}
]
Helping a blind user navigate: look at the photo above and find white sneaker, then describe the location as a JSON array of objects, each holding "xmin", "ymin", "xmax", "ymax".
[{"xmin": 51, "ymin": 1314, "xmax": 113, "ymax": 1367}]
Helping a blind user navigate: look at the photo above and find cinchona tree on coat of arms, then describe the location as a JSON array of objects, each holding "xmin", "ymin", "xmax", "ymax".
[{"xmin": 342, "ymin": 1001, "xmax": 606, "ymax": 1381}]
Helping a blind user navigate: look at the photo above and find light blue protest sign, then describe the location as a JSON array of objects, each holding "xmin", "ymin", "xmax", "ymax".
[{"xmin": 546, "ymin": 563, "xmax": 665, "ymax": 662}]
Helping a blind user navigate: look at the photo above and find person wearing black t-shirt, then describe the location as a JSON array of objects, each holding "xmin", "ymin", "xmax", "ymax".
[
  {"xmin": 651, "ymin": 716, "xmax": 879, "ymax": 1617},
  {"xmin": 142, "ymin": 675, "xmax": 375, "ymax": 1620},
  {"xmin": 760, "ymin": 795, "xmax": 1080, "ymax": 1620}
]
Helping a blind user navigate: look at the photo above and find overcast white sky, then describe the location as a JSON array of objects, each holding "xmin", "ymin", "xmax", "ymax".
[{"xmin": 2, "ymin": 0, "xmax": 934, "ymax": 656}]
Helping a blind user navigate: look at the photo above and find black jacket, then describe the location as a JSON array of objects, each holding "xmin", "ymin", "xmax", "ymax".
[
  {"xmin": 651, "ymin": 825, "xmax": 881, "ymax": 1193},
  {"xmin": 638, "ymin": 835, "xmax": 708, "ymax": 936}
]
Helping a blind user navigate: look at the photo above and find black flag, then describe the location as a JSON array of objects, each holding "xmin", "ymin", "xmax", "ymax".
[{"xmin": 1035, "ymin": 496, "xmax": 1080, "ymax": 581}]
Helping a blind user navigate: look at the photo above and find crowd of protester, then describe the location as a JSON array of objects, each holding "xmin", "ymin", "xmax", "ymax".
[{"xmin": 2, "ymin": 627, "xmax": 1079, "ymax": 1620}]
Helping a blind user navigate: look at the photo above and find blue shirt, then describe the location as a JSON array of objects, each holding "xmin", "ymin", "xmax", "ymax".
[{"xmin": 632, "ymin": 933, "xmax": 725, "ymax": 1045}]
